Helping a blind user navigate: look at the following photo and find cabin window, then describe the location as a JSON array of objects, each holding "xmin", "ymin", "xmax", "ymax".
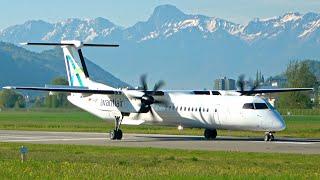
[
  {"xmin": 243, "ymin": 103, "xmax": 254, "ymax": 109},
  {"xmin": 191, "ymin": 108, "xmax": 194, "ymax": 111},
  {"xmin": 254, "ymin": 103, "xmax": 268, "ymax": 109}
]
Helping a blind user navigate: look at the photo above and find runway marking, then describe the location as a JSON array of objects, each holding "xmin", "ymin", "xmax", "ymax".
[
  {"xmin": 2, "ymin": 137, "xmax": 107, "ymax": 142},
  {"xmin": 273, "ymin": 141, "xmax": 315, "ymax": 145}
]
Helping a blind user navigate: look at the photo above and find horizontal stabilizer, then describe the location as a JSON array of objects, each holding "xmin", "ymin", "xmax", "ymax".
[{"xmin": 20, "ymin": 42, "xmax": 119, "ymax": 48}]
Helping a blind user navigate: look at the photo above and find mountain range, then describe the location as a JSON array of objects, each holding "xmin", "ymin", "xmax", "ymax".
[
  {"xmin": 0, "ymin": 4, "xmax": 320, "ymax": 89},
  {"xmin": 0, "ymin": 42, "xmax": 129, "ymax": 90}
]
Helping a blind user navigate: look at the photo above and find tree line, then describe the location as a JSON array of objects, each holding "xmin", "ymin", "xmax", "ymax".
[
  {"xmin": 276, "ymin": 61, "xmax": 318, "ymax": 109},
  {"xmin": 0, "ymin": 77, "xmax": 73, "ymax": 109}
]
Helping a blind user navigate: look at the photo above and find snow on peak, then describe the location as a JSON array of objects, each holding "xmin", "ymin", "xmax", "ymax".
[
  {"xmin": 299, "ymin": 19, "xmax": 320, "ymax": 38},
  {"xmin": 206, "ymin": 19, "xmax": 217, "ymax": 32},
  {"xmin": 281, "ymin": 12, "xmax": 302, "ymax": 23}
]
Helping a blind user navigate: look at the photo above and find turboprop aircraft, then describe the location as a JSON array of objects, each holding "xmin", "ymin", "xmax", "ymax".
[{"xmin": 3, "ymin": 40, "xmax": 313, "ymax": 141}]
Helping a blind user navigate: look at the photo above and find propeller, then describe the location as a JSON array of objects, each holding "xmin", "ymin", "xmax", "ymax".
[
  {"xmin": 133, "ymin": 75, "xmax": 168, "ymax": 118},
  {"xmin": 237, "ymin": 75, "xmax": 260, "ymax": 96}
]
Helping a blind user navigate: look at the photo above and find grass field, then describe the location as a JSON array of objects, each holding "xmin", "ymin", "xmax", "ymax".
[
  {"xmin": 0, "ymin": 142, "xmax": 319, "ymax": 179},
  {"xmin": 0, "ymin": 109, "xmax": 319, "ymax": 138}
]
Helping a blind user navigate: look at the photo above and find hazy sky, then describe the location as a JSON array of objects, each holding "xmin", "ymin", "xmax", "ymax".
[{"xmin": 1, "ymin": 0, "xmax": 320, "ymax": 29}]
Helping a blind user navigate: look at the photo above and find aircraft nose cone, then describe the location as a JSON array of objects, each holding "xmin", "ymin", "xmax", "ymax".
[{"xmin": 273, "ymin": 112, "xmax": 286, "ymax": 131}]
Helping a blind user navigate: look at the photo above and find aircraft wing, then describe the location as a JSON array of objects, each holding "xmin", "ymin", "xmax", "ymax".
[
  {"xmin": 3, "ymin": 86, "xmax": 123, "ymax": 95},
  {"xmin": 237, "ymin": 88, "xmax": 314, "ymax": 95}
]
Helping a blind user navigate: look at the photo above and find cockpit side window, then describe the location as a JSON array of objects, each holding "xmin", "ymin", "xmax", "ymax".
[
  {"xmin": 254, "ymin": 103, "xmax": 268, "ymax": 109},
  {"xmin": 243, "ymin": 103, "xmax": 254, "ymax": 109}
]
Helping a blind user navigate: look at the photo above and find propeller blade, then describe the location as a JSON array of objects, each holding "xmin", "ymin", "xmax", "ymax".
[
  {"xmin": 140, "ymin": 74, "xmax": 148, "ymax": 92},
  {"xmin": 135, "ymin": 111, "xmax": 141, "ymax": 119},
  {"xmin": 149, "ymin": 108, "xmax": 155, "ymax": 118},
  {"xmin": 153, "ymin": 80, "xmax": 165, "ymax": 92},
  {"xmin": 251, "ymin": 80, "xmax": 259, "ymax": 91},
  {"xmin": 237, "ymin": 75, "xmax": 245, "ymax": 93},
  {"xmin": 154, "ymin": 99, "xmax": 169, "ymax": 106}
]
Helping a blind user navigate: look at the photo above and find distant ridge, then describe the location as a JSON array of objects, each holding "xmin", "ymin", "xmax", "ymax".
[{"xmin": 0, "ymin": 42, "xmax": 129, "ymax": 88}]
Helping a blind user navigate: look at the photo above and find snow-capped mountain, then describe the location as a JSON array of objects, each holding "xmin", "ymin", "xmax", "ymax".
[
  {"xmin": 238, "ymin": 12, "xmax": 320, "ymax": 42},
  {"xmin": 0, "ymin": 4, "xmax": 319, "ymax": 88},
  {"xmin": 0, "ymin": 17, "xmax": 121, "ymax": 43}
]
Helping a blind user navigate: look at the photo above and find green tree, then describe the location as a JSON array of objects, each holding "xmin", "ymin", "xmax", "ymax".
[
  {"xmin": 45, "ymin": 77, "xmax": 72, "ymax": 108},
  {"xmin": 0, "ymin": 89, "xmax": 26, "ymax": 108},
  {"xmin": 277, "ymin": 61, "xmax": 317, "ymax": 109}
]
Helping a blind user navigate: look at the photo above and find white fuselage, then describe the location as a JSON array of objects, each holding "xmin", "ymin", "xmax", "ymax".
[{"xmin": 67, "ymin": 91, "xmax": 286, "ymax": 132}]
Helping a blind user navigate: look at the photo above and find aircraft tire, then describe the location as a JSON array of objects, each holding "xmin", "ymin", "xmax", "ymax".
[
  {"xmin": 109, "ymin": 129, "xmax": 123, "ymax": 140},
  {"xmin": 270, "ymin": 134, "xmax": 274, "ymax": 141},
  {"xmin": 109, "ymin": 130, "xmax": 117, "ymax": 140},
  {"xmin": 204, "ymin": 129, "xmax": 217, "ymax": 140},
  {"xmin": 264, "ymin": 132, "xmax": 275, "ymax": 142},
  {"xmin": 116, "ymin": 129, "xmax": 123, "ymax": 140}
]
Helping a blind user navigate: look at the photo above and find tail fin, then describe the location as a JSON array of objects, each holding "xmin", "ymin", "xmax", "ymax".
[
  {"xmin": 20, "ymin": 40, "xmax": 119, "ymax": 88},
  {"xmin": 62, "ymin": 43, "xmax": 88, "ymax": 87}
]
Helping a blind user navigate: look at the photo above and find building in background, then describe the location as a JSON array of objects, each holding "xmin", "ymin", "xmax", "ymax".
[
  {"xmin": 214, "ymin": 77, "xmax": 236, "ymax": 90},
  {"xmin": 265, "ymin": 76, "xmax": 287, "ymax": 88}
]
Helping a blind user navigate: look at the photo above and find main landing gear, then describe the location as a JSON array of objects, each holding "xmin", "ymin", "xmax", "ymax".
[
  {"xmin": 109, "ymin": 116, "xmax": 123, "ymax": 140},
  {"xmin": 204, "ymin": 129, "xmax": 217, "ymax": 140},
  {"xmin": 264, "ymin": 131, "xmax": 275, "ymax": 142}
]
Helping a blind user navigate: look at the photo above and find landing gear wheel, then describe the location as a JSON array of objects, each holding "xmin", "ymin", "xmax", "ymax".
[
  {"xmin": 109, "ymin": 129, "xmax": 123, "ymax": 140},
  {"xmin": 109, "ymin": 116, "xmax": 124, "ymax": 140},
  {"xmin": 110, "ymin": 130, "xmax": 117, "ymax": 140},
  {"xmin": 264, "ymin": 134, "xmax": 269, "ymax": 142},
  {"xmin": 270, "ymin": 134, "xmax": 274, "ymax": 141},
  {"xmin": 204, "ymin": 129, "xmax": 217, "ymax": 140},
  {"xmin": 116, "ymin": 129, "xmax": 123, "ymax": 140},
  {"xmin": 264, "ymin": 132, "xmax": 275, "ymax": 142}
]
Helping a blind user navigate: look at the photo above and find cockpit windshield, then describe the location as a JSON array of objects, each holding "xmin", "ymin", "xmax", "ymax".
[
  {"xmin": 263, "ymin": 99, "xmax": 275, "ymax": 110},
  {"xmin": 243, "ymin": 103, "xmax": 254, "ymax": 109},
  {"xmin": 254, "ymin": 103, "xmax": 268, "ymax": 109},
  {"xmin": 243, "ymin": 103, "xmax": 269, "ymax": 110}
]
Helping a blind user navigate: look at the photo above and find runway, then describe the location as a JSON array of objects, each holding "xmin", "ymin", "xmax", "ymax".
[{"xmin": 0, "ymin": 130, "xmax": 319, "ymax": 154}]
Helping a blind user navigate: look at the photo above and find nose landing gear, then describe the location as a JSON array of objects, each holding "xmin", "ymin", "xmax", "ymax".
[{"xmin": 264, "ymin": 132, "xmax": 275, "ymax": 142}]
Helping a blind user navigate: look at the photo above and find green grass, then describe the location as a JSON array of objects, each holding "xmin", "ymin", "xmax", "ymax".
[
  {"xmin": 0, "ymin": 109, "xmax": 319, "ymax": 138},
  {"xmin": 0, "ymin": 142, "xmax": 319, "ymax": 179}
]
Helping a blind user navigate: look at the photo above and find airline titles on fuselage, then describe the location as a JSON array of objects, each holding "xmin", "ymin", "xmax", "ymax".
[{"xmin": 100, "ymin": 99, "xmax": 124, "ymax": 108}]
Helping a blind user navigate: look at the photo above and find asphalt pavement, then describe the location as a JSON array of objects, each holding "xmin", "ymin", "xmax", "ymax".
[{"xmin": 0, "ymin": 130, "xmax": 319, "ymax": 154}]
